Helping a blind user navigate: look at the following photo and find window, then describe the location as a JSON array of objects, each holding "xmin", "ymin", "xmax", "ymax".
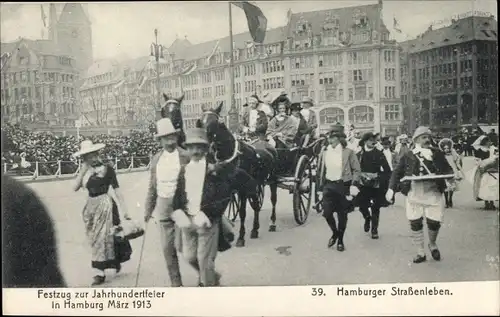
[
  {"xmin": 320, "ymin": 107, "xmax": 344, "ymax": 124},
  {"xmin": 384, "ymin": 68, "xmax": 396, "ymax": 81},
  {"xmin": 354, "ymin": 85, "xmax": 367, "ymax": 100},
  {"xmin": 348, "ymin": 105, "xmax": 374, "ymax": 124},
  {"xmin": 348, "ymin": 51, "xmax": 371, "ymax": 65},
  {"xmin": 384, "ymin": 104, "xmax": 400, "ymax": 121},
  {"xmin": 384, "ymin": 50, "xmax": 396, "ymax": 63},
  {"xmin": 348, "ymin": 88, "xmax": 353, "ymax": 100},
  {"xmin": 291, "ymin": 55, "xmax": 313, "ymax": 69},
  {"xmin": 262, "ymin": 60, "xmax": 284, "ymax": 73},
  {"xmin": 384, "ymin": 86, "xmax": 396, "ymax": 98}
]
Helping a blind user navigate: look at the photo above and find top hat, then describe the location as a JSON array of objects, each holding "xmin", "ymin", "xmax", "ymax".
[
  {"xmin": 412, "ymin": 126, "xmax": 432, "ymax": 141},
  {"xmin": 301, "ymin": 96, "xmax": 314, "ymax": 105},
  {"xmin": 73, "ymin": 140, "xmax": 105, "ymax": 158},
  {"xmin": 185, "ymin": 128, "xmax": 209, "ymax": 145},
  {"xmin": 327, "ymin": 123, "xmax": 346, "ymax": 138},
  {"xmin": 155, "ymin": 118, "xmax": 177, "ymax": 138},
  {"xmin": 359, "ymin": 132, "xmax": 378, "ymax": 147},
  {"xmin": 289, "ymin": 102, "xmax": 302, "ymax": 112}
]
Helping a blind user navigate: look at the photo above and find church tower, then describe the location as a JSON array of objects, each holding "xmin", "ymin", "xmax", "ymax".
[{"xmin": 56, "ymin": 3, "xmax": 93, "ymax": 73}]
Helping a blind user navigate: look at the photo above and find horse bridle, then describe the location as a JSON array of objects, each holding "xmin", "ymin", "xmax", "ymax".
[{"xmin": 202, "ymin": 111, "xmax": 240, "ymax": 165}]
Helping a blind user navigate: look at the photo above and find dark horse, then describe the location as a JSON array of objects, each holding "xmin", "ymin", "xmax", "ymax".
[
  {"xmin": 199, "ymin": 103, "xmax": 280, "ymax": 247},
  {"xmin": 160, "ymin": 93, "xmax": 186, "ymax": 147}
]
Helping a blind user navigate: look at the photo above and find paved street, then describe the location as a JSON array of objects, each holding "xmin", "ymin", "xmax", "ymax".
[{"xmin": 27, "ymin": 157, "xmax": 499, "ymax": 288}]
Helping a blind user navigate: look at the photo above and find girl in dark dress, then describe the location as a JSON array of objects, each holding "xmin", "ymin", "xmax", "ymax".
[{"xmin": 73, "ymin": 140, "xmax": 131, "ymax": 286}]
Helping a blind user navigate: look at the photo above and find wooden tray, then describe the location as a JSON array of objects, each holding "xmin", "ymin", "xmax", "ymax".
[{"xmin": 400, "ymin": 174, "xmax": 456, "ymax": 182}]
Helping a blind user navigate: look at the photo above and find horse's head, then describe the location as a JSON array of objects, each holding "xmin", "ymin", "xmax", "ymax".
[
  {"xmin": 160, "ymin": 93, "xmax": 186, "ymax": 146},
  {"xmin": 161, "ymin": 93, "xmax": 184, "ymax": 129},
  {"xmin": 199, "ymin": 102, "xmax": 224, "ymax": 142}
]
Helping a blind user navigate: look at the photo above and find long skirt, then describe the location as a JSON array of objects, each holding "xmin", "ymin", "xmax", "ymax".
[
  {"xmin": 471, "ymin": 167, "xmax": 499, "ymax": 201},
  {"xmin": 82, "ymin": 194, "xmax": 132, "ymax": 271}
]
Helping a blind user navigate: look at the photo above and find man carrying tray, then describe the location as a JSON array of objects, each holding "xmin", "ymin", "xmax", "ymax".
[{"xmin": 385, "ymin": 126, "xmax": 455, "ymax": 264}]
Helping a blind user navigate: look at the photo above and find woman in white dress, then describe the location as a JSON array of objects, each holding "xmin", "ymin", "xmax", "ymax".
[{"xmin": 472, "ymin": 136, "xmax": 499, "ymax": 210}]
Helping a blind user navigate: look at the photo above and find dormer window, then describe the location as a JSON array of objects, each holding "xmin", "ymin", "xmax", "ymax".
[
  {"xmin": 353, "ymin": 9, "xmax": 368, "ymax": 27},
  {"xmin": 323, "ymin": 11, "xmax": 340, "ymax": 30},
  {"xmin": 295, "ymin": 15, "xmax": 309, "ymax": 34},
  {"xmin": 429, "ymin": 41, "xmax": 435, "ymax": 46},
  {"xmin": 443, "ymin": 38, "xmax": 449, "ymax": 42}
]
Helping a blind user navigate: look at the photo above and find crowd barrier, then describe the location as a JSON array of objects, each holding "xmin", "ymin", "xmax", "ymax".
[{"xmin": 5, "ymin": 156, "xmax": 152, "ymax": 183}]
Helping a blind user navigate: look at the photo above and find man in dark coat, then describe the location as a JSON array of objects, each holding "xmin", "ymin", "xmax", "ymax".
[{"xmin": 356, "ymin": 132, "xmax": 391, "ymax": 239}]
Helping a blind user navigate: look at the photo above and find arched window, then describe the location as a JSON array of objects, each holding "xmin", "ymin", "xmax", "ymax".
[
  {"xmin": 320, "ymin": 107, "xmax": 344, "ymax": 124},
  {"xmin": 348, "ymin": 105, "xmax": 374, "ymax": 124}
]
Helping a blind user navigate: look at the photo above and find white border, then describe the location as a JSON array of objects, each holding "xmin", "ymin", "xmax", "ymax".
[{"xmin": 3, "ymin": 281, "xmax": 499, "ymax": 316}]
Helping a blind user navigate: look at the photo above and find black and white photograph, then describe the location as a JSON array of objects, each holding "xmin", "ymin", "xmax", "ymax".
[{"xmin": 1, "ymin": 0, "xmax": 498, "ymax": 315}]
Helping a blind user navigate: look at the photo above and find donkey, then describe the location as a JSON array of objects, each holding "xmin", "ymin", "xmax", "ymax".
[{"xmin": 199, "ymin": 103, "xmax": 279, "ymax": 247}]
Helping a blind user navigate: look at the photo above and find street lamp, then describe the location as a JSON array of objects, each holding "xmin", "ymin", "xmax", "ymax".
[{"xmin": 150, "ymin": 28, "xmax": 164, "ymax": 120}]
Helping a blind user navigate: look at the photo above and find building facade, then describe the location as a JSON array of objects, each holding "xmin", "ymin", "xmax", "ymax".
[
  {"xmin": 79, "ymin": 2, "xmax": 403, "ymax": 135},
  {"xmin": 0, "ymin": 3, "xmax": 93, "ymax": 126},
  {"xmin": 400, "ymin": 14, "xmax": 498, "ymax": 133}
]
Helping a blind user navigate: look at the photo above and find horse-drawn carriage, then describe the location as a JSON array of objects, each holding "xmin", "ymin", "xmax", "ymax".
[{"xmin": 226, "ymin": 120, "xmax": 326, "ymax": 226}]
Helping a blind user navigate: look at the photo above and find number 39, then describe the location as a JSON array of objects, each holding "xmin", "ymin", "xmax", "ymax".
[{"xmin": 311, "ymin": 288, "xmax": 325, "ymax": 296}]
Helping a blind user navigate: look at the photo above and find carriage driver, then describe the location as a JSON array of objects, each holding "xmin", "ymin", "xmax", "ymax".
[{"xmin": 300, "ymin": 96, "xmax": 318, "ymax": 137}]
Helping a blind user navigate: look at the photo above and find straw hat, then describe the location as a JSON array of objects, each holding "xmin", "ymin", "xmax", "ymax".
[
  {"xmin": 155, "ymin": 118, "xmax": 177, "ymax": 138},
  {"xmin": 184, "ymin": 128, "xmax": 209, "ymax": 145},
  {"xmin": 73, "ymin": 140, "xmax": 105, "ymax": 158},
  {"xmin": 412, "ymin": 126, "xmax": 432, "ymax": 141}
]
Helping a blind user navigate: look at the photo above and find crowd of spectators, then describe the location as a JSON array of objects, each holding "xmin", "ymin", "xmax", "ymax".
[{"xmin": 1, "ymin": 123, "xmax": 162, "ymax": 176}]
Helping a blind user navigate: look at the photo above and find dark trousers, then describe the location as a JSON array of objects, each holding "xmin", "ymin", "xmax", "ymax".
[
  {"xmin": 322, "ymin": 180, "xmax": 351, "ymax": 243},
  {"xmin": 358, "ymin": 187, "xmax": 381, "ymax": 233}
]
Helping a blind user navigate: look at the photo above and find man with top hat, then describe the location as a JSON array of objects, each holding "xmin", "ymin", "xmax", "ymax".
[
  {"xmin": 172, "ymin": 127, "xmax": 232, "ymax": 287},
  {"xmin": 316, "ymin": 123, "xmax": 361, "ymax": 251},
  {"xmin": 356, "ymin": 132, "xmax": 391, "ymax": 239},
  {"xmin": 144, "ymin": 117, "xmax": 190, "ymax": 287},
  {"xmin": 380, "ymin": 136, "xmax": 396, "ymax": 207},
  {"xmin": 385, "ymin": 126, "xmax": 455, "ymax": 263},
  {"xmin": 300, "ymin": 96, "xmax": 318, "ymax": 137}
]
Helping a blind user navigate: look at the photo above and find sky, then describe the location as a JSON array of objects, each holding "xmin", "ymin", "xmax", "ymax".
[{"xmin": 0, "ymin": 0, "xmax": 497, "ymax": 61}]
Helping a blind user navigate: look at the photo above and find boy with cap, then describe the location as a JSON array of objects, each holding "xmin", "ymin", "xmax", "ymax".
[{"xmin": 386, "ymin": 126, "xmax": 455, "ymax": 263}]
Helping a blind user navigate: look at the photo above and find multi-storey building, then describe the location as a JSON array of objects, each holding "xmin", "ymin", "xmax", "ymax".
[
  {"xmin": 1, "ymin": 3, "xmax": 93, "ymax": 126},
  {"xmin": 400, "ymin": 14, "xmax": 498, "ymax": 133},
  {"xmin": 79, "ymin": 2, "xmax": 403, "ymax": 134}
]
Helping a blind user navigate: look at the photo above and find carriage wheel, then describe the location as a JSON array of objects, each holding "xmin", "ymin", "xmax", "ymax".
[
  {"xmin": 226, "ymin": 191, "xmax": 240, "ymax": 222},
  {"xmin": 313, "ymin": 152, "xmax": 324, "ymax": 214},
  {"xmin": 249, "ymin": 183, "xmax": 265, "ymax": 212},
  {"xmin": 293, "ymin": 155, "xmax": 313, "ymax": 225}
]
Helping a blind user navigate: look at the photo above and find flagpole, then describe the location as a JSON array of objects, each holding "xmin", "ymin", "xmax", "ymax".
[{"xmin": 228, "ymin": 1, "xmax": 238, "ymax": 132}]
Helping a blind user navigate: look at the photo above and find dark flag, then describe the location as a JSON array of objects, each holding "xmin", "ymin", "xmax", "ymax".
[{"xmin": 232, "ymin": 1, "xmax": 267, "ymax": 44}]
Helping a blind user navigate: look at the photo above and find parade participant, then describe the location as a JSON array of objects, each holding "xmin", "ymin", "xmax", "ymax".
[
  {"xmin": 144, "ymin": 118, "xmax": 190, "ymax": 287},
  {"xmin": 386, "ymin": 126, "xmax": 455, "ymax": 263},
  {"xmin": 374, "ymin": 133, "xmax": 384, "ymax": 151},
  {"xmin": 356, "ymin": 132, "xmax": 391, "ymax": 239},
  {"xmin": 174, "ymin": 127, "xmax": 231, "ymax": 287},
  {"xmin": 380, "ymin": 136, "xmax": 395, "ymax": 207},
  {"xmin": 471, "ymin": 136, "xmax": 499, "ymax": 210},
  {"xmin": 317, "ymin": 123, "xmax": 361, "ymax": 251},
  {"xmin": 438, "ymin": 138, "xmax": 463, "ymax": 208},
  {"xmin": 300, "ymin": 96, "xmax": 318, "ymax": 137},
  {"xmin": 73, "ymin": 140, "xmax": 132, "ymax": 286},
  {"xmin": 394, "ymin": 134, "xmax": 411, "ymax": 165},
  {"xmin": 241, "ymin": 95, "xmax": 268, "ymax": 137},
  {"xmin": 290, "ymin": 102, "xmax": 310, "ymax": 146},
  {"xmin": 267, "ymin": 98, "xmax": 299, "ymax": 148},
  {"xmin": 259, "ymin": 92, "xmax": 275, "ymax": 118}
]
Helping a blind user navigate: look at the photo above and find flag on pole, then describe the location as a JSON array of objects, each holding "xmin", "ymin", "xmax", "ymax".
[
  {"xmin": 180, "ymin": 63, "xmax": 197, "ymax": 76},
  {"xmin": 206, "ymin": 40, "xmax": 220, "ymax": 65},
  {"xmin": 40, "ymin": 4, "xmax": 47, "ymax": 27},
  {"xmin": 393, "ymin": 17, "xmax": 402, "ymax": 33},
  {"xmin": 232, "ymin": 1, "xmax": 267, "ymax": 44}
]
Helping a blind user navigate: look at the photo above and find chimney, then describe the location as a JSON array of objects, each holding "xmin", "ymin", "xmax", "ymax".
[{"xmin": 49, "ymin": 3, "xmax": 57, "ymax": 43}]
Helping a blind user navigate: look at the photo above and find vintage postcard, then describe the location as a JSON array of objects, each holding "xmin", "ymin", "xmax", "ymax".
[{"xmin": 1, "ymin": 1, "xmax": 498, "ymax": 315}]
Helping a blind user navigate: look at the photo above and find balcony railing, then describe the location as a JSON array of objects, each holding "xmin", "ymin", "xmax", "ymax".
[{"xmin": 3, "ymin": 156, "xmax": 152, "ymax": 180}]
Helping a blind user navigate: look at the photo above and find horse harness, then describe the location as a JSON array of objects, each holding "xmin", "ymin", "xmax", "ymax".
[{"xmin": 202, "ymin": 111, "xmax": 241, "ymax": 165}]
